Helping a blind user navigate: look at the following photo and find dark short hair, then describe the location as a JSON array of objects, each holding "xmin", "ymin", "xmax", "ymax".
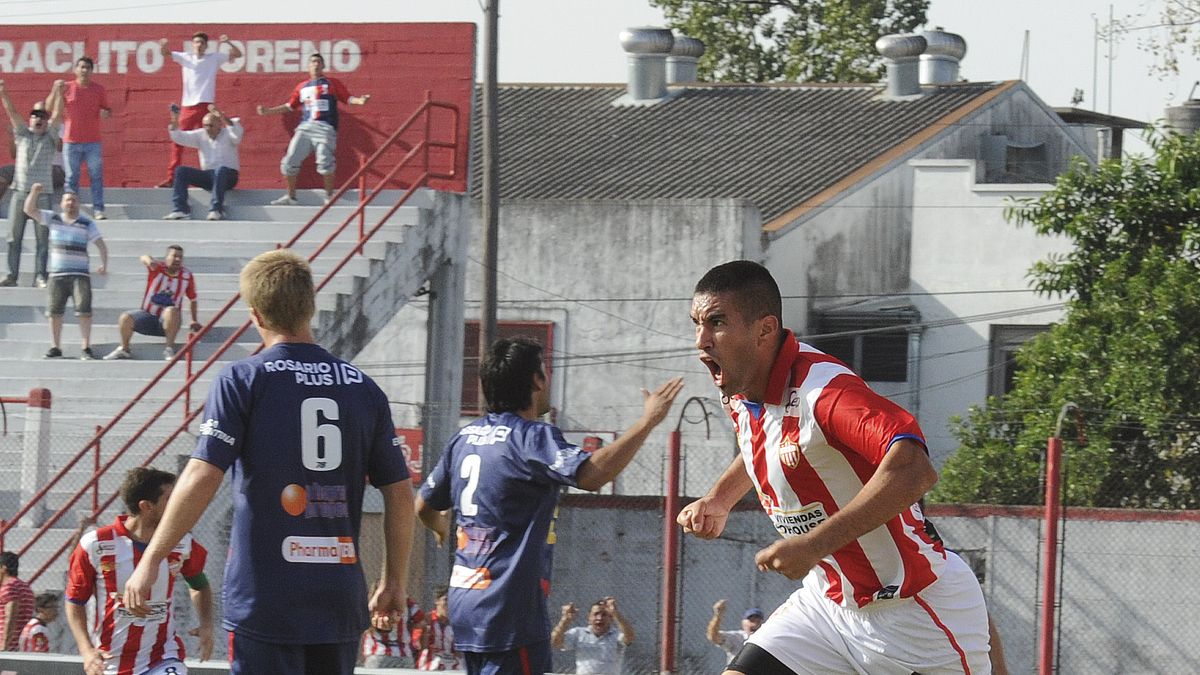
[
  {"xmin": 167, "ymin": 244, "xmax": 184, "ymax": 255},
  {"xmin": 309, "ymin": 53, "xmax": 325, "ymax": 65},
  {"xmin": 75, "ymin": 56, "xmax": 94, "ymax": 69},
  {"xmin": 192, "ymin": 32, "xmax": 209, "ymax": 43},
  {"xmin": 434, "ymin": 585, "xmax": 449, "ymax": 600},
  {"xmin": 29, "ymin": 109, "xmax": 49, "ymax": 120},
  {"xmin": 480, "ymin": 338, "xmax": 543, "ymax": 414},
  {"xmin": 119, "ymin": 467, "xmax": 176, "ymax": 515},
  {"xmin": 35, "ymin": 592, "xmax": 59, "ymax": 610},
  {"xmin": 694, "ymin": 260, "xmax": 783, "ymax": 326},
  {"xmin": 0, "ymin": 552, "xmax": 18, "ymax": 577}
]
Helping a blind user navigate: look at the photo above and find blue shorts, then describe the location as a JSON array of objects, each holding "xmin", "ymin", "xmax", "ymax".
[
  {"xmin": 463, "ymin": 640, "xmax": 551, "ymax": 675},
  {"xmin": 228, "ymin": 632, "xmax": 357, "ymax": 675},
  {"xmin": 130, "ymin": 309, "xmax": 166, "ymax": 337}
]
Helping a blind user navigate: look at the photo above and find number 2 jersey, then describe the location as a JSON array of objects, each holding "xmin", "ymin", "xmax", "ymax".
[
  {"xmin": 194, "ymin": 342, "xmax": 409, "ymax": 644},
  {"xmin": 418, "ymin": 412, "xmax": 591, "ymax": 652}
]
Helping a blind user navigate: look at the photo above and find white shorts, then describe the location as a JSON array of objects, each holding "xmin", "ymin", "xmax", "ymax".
[
  {"xmin": 137, "ymin": 659, "xmax": 187, "ymax": 675},
  {"xmin": 747, "ymin": 551, "xmax": 991, "ymax": 674}
]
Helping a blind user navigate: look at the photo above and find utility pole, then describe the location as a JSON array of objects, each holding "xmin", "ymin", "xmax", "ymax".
[
  {"xmin": 1107, "ymin": 4, "xmax": 1114, "ymax": 115},
  {"xmin": 480, "ymin": 0, "xmax": 500, "ymax": 385}
]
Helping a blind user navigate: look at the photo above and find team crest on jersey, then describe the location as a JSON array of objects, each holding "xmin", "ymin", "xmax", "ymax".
[{"xmin": 779, "ymin": 441, "xmax": 801, "ymax": 469}]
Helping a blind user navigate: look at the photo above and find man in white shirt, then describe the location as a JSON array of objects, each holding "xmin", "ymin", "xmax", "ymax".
[
  {"xmin": 158, "ymin": 32, "xmax": 242, "ymax": 187},
  {"xmin": 163, "ymin": 105, "xmax": 241, "ymax": 221},
  {"xmin": 706, "ymin": 601, "xmax": 764, "ymax": 667}
]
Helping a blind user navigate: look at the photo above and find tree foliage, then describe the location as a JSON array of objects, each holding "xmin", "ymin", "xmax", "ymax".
[
  {"xmin": 931, "ymin": 131, "xmax": 1200, "ymax": 509},
  {"xmin": 650, "ymin": 0, "xmax": 928, "ymax": 83}
]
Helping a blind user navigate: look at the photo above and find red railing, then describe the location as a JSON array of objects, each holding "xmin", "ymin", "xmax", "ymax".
[{"xmin": 2, "ymin": 94, "xmax": 461, "ymax": 584}]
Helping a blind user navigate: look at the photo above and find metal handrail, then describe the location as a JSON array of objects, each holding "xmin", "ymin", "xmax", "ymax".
[{"xmin": 6, "ymin": 93, "xmax": 461, "ymax": 583}]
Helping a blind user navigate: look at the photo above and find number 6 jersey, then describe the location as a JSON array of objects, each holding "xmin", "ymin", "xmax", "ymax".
[
  {"xmin": 419, "ymin": 412, "xmax": 590, "ymax": 653},
  {"xmin": 194, "ymin": 342, "xmax": 409, "ymax": 645}
]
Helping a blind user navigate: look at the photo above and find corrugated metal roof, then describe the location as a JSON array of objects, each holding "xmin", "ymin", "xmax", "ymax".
[{"xmin": 470, "ymin": 82, "xmax": 1006, "ymax": 223}]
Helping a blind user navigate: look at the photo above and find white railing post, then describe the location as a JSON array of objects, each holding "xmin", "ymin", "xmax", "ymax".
[{"xmin": 20, "ymin": 388, "xmax": 52, "ymax": 527}]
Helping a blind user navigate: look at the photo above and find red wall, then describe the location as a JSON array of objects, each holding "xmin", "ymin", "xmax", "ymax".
[{"xmin": 0, "ymin": 23, "xmax": 475, "ymax": 191}]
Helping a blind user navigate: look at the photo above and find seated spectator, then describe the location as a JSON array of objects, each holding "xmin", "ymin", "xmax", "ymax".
[
  {"xmin": 18, "ymin": 592, "xmax": 59, "ymax": 652},
  {"xmin": 163, "ymin": 104, "xmax": 241, "ymax": 221},
  {"xmin": 359, "ymin": 592, "xmax": 423, "ymax": 668},
  {"xmin": 706, "ymin": 600, "xmax": 764, "ymax": 667},
  {"xmin": 105, "ymin": 245, "xmax": 200, "ymax": 361},
  {"xmin": 551, "ymin": 597, "xmax": 634, "ymax": 675},
  {"xmin": 415, "ymin": 586, "xmax": 460, "ymax": 671}
]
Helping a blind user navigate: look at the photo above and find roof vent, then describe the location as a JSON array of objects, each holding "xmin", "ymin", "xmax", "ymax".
[
  {"xmin": 667, "ymin": 35, "xmax": 705, "ymax": 84},
  {"xmin": 920, "ymin": 27, "xmax": 967, "ymax": 84},
  {"xmin": 876, "ymin": 34, "xmax": 927, "ymax": 98},
  {"xmin": 619, "ymin": 27, "xmax": 675, "ymax": 102}
]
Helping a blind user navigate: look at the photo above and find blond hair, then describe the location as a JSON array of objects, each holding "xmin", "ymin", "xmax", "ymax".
[{"xmin": 239, "ymin": 250, "xmax": 315, "ymax": 335}]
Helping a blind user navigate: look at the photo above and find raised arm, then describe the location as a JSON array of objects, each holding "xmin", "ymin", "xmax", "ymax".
[
  {"xmin": 606, "ymin": 597, "xmax": 634, "ymax": 646},
  {"xmin": 158, "ymin": 38, "xmax": 172, "ymax": 58},
  {"xmin": 45, "ymin": 79, "xmax": 66, "ymax": 126},
  {"xmin": 550, "ymin": 603, "xmax": 576, "ymax": 650},
  {"xmin": 706, "ymin": 599, "xmax": 727, "ymax": 645},
  {"xmin": 0, "ymin": 80, "xmax": 21, "ymax": 132},
  {"xmin": 574, "ymin": 377, "xmax": 683, "ymax": 491},
  {"xmin": 23, "ymin": 183, "xmax": 45, "ymax": 220},
  {"xmin": 218, "ymin": 34, "xmax": 242, "ymax": 60}
]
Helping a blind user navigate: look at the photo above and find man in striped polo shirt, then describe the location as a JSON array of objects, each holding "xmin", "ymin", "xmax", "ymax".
[
  {"xmin": 105, "ymin": 245, "xmax": 201, "ymax": 361},
  {"xmin": 680, "ymin": 260, "xmax": 992, "ymax": 675},
  {"xmin": 66, "ymin": 467, "xmax": 212, "ymax": 675},
  {"xmin": 23, "ymin": 183, "xmax": 107, "ymax": 359}
]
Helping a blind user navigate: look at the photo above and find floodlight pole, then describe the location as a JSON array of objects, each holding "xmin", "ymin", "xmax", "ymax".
[{"xmin": 479, "ymin": 0, "xmax": 500, "ymax": 391}]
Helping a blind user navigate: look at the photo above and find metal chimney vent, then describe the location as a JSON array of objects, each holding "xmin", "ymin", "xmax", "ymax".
[
  {"xmin": 619, "ymin": 27, "xmax": 675, "ymax": 103},
  {"xmin": 876, "ymin": 34, "xmax": 927, "ymax": 98},
  {"xmin": 920, "ymin": 27, "xmax": 967, "ymax": 85},
  {"xmin": 1166, "ymin": 99, "xmax": 1200, "ymax": 136},
  {"xmin": 667, "ymin": 35, "xmax": 705, "ymax": 84}
]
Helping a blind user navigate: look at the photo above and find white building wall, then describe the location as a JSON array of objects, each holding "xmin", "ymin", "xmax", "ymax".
[{"xmin": 908, "ymin": 159, "xmax": 1070, "ymax": 464}]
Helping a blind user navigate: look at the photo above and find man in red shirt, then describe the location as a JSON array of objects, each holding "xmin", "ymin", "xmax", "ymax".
[
  {"xmin": 62, "ymin": 56, "xmax": 111, "ymax": 219},
  {"xmin": 104, "ymin": 244, "xmax": 201, "ymax": 361},
  {"xmin": 0, "ymin": 551, "xmax": 35, "ymax": 651}
]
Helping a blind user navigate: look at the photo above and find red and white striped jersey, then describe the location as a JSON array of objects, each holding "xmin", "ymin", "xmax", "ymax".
[
  {"xmin": 728, "ymin": 333, "xmax": 945, "ymax": 609},
  {"xmin": 360, "ymin": 597, "xmax": 423, "ymax": 658},
  {"xmin": 140, "ymin": 262, "xmax": 197, "ymax": 318},
  {"xmin": 66, "ymin": 516, "xmax": 207, "ymax": 675},
  {"xmin": 18, "ymin": 617, "xmax": 50, "ymax": 652},
  {"xmin": 417, "ymin": 612, "xmax": 459, "ymax": 670}
]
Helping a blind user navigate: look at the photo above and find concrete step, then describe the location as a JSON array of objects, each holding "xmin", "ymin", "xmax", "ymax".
[
  {"xmin": 0, "ymin": 338, "xmax": 259, "ymax": 361},
  {"xmin": 0, "ymin": 320, "xmax": 258, "ymax": 341},
  {"xmin": 1, "ymin": 248, "xmax": 379, "ymax": 278}
]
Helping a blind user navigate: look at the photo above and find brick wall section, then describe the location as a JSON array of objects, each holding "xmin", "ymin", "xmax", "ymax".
[{"xmin": 0, "ymin": 23, "xmax": 475, "ymax": 191}]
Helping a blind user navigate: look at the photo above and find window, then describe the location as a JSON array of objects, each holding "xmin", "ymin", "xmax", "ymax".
[
  {"xmin": 462, "ymin": 320, "xmax": 555, "ymax": 415},
  {"xmin": 987, "ymin": 324, "xmax": 1048, "ymax": 397},
  {"xmin": 810, "ymin": 304, "xmax": 918, "ymax": 383}
]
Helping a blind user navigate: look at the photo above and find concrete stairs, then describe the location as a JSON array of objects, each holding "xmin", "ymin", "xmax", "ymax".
[{"xmin": 0, "ymin": 185, "xmax": 459, "ymax": 586}]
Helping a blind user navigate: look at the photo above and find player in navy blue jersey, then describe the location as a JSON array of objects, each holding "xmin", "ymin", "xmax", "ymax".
[
  {"xmin": 417, "ymin": 337, "xmax": 683, "ymax": 675},
  {"xmin": 123, "ymin": 249, "xmax": 414, "ymax": 675}
]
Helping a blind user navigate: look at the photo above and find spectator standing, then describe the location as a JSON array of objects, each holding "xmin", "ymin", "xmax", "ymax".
[
  {"xmin": 0, "ymin": 552, "xmax": 34, "ymax": 651},
  {"xmin": 551, "ymin": 597, "xmax": 633, "ymax": 675},
  {"xmin": 123, "ymin": 249, "xmax": 414, "ymax": 675},
  {"xmin": 24, "ymin": 184, "xmax": 107, "ymax": 359},
  {"xmin": 257, "ymin": 53, "xmax": 370, "ymax": 205},
  {"xmin": 18, "ymin": 592, "xmax": 60, "ymax": 653},
  {"xmin": 705, "ymin": 601, "xmax": 763, "ymax": 667},
  {"xmin": 163, "ymin": 104, "xmax": 241, "ymax": 221},
  {"xmin": 416, "ymin": 337, "xmax": 681, "ymax": 675},
  {"xmin": 0, "ymin": 79, "xmax": 63, "ymax": 288},
  {"xmin": 66, "ymin": 467, "xmax": 213, "ymax": 675},
  {"xmin": 158, "ymin": 32, "xmax": 242, "ymax": 187},
  {"xmin": 61, "ymin": 57, "xmax": 110, "ymax": 219},
  {"xmin": 105, "ymin": 245, "xmax": 201, "ymax": 361},
  {"xmin": 415, "ymin": 587, "xmax": 459, "ymax": 671}
]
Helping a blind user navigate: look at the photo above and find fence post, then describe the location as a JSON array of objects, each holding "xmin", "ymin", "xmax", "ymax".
[
  {"xmin": 660, "ymin": 429, "xmax": 682, "ymax": 674},
  {"xmin": 358, "ymin": 155, "xmax": 367, "ymax": 255},
  {"xmin": 19, "ymin": 388, "xmax": 52, "ymax": 527},
  {"xmin": 93, "ymin": 425, "xmax": 102, "ymax": 518},
  {"xmin": 185, "ymin": 331, "xmax": 194, "ymax": 422}
]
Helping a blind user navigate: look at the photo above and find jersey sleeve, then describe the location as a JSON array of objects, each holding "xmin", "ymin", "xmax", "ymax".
[
  {"xmin": 811, "ymin": 372, "xmax": 925, "ymax": 464},
  {"xmin": 418, "ymin": 444, "xmax": 453, "ymax": 511},
  {"xmin": 366, "ymin": 385, "xmax": 409, "ymax": 488},
  {"xmin": 99, "ymin": 84, "xmax": 110, "ymax": 111},
  {"xmin": 171, "ymin": 51, "xmax": 187, "ymax": 66},
  {"xmin": 287, "ymin": 82, "xmax": 304, "ymax": 110},
  {"xmin": 330, "ymin": 78, "xmax": 352, "ymax": 103},
  {"xmin": 193, "ymin": 364, "xmax": 251, "ymax": 470},
  {"xmin": 184, "ymin": 271, "xmax": 198, "ymax": 300},
  {"xmin": 65, "ymin": 542, "xmax": 96, "ymax": 604},
  {"xmin": 560, "ymin": 626, "xmax": 580, "ymax": 652},
  {"xmin": 522, "ymin": 424, "xmax": 587, "ymax": 487},
  {"xmin": 85, "ymin": 220, "xmax": 102, "ymax": 243},
  {"xmin": 181, "ymin": 538, "xmax": 208, "ymax": 579}
]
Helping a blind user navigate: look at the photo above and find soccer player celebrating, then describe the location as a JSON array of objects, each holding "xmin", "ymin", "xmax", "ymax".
[
  {"xmin": 416, "ymin": 338, "xmax": 682, "ymax": 674},
  {"xmin": 66, "ymin": 468, "xmax": 212, "ymax": 675},
  {"xmin": 679, "ymin": 260, "xmax": 992, "ymax": 674},
  {"xmin": 123, "ymin": 249, "xmax": 414, "ymax": 675}
]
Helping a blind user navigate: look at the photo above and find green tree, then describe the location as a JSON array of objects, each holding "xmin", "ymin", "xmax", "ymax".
[
  {"xmin": 932, "ymin": 132, "xmax": 1200, "ymax": 509},
  {"xmin": 650, "ymin": 0, "xmax": 928, "ymax": 83}
]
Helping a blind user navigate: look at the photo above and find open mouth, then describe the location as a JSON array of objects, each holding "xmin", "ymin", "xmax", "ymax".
[{"xmin": 700, "ymin": 355, "xmax": 723, "ymax": 386}]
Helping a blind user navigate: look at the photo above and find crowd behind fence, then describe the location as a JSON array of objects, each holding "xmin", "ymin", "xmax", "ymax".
[{"xmin": 3, "ymin": 428, "xmax": 1199, "ymax": 673}]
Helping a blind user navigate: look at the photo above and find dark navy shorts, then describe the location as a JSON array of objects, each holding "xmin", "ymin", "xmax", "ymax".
[
  {"xmin": 463, "ymin": 640, "xmax": 551, "ymax": 675},
  {"xmin": 228, "ymin": 632, "xmax": 357, "ymax": 675},
  {"xmin": 130, "ymin": 309, "xmax": 166, "ymax": 337}
]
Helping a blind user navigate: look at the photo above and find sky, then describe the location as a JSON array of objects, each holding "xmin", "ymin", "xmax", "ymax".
[{"xmin": 5, "ymin": 0, "xmax": 1198, "ymax": 154}]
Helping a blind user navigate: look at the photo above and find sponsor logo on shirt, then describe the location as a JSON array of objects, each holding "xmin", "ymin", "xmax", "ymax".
[
  {"xmin": 784, "ymin": 388, "xmax": 801, "ymax": 416},
  {"xmin": 459, "ymin": 424, "xmax": 511, "ymax": 446},
  {"xmin": 281, "ymin": 535, "xmax": 357, "ymax": 564},
  {"xmin": 198, "ymin": 418, "xmax": 236, "ymax": 446},
  {"xmin": 279, "ymin": 482, "xmax": 350, "ymax": 519},
  {"xmin": 449, "ymin": 564, "xmax": 492, "ymax": 590},
  {"xmin": 262, "ymin": 358, "xmax": 363, "ymax": 386},
  {"xmin": 770, "ymin": 502, "xmax": 829, "ymax": 537}
]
